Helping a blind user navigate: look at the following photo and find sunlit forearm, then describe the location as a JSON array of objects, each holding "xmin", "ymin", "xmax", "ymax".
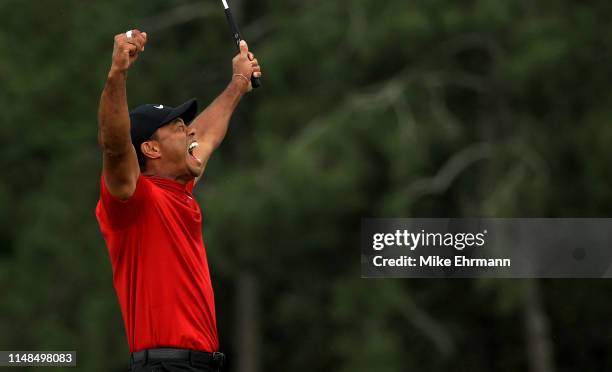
[
  {"xmin": 190, "ymin": 77, "xmax": 247, "ymax": 150},
  {"xmin": 98, "ymin": 70, "xmax": 132, "ymax": 155}
]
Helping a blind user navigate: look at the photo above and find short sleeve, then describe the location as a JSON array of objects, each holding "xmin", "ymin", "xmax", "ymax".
[{"xmin": 97, "ymin": 174, "xmax": 152, "ymax": 231}]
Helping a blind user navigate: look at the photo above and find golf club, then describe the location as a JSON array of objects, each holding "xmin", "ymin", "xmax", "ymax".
[{"xmin": 221, "ymin": 0, "xmax": 261, "ymax": 89}]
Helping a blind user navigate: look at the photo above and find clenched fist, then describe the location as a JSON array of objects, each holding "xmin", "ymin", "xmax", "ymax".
[
  {"xmin": 232, "ymin": 40, "xmax": 262, "ymax": 93},
  {"xmin": 111, "ymin": 29, "xmax": 148, "ymax": 73}
]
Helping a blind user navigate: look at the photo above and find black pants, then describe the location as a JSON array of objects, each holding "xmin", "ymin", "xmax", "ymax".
[{"xmin": 130, "ymin": 360, "xmax": 220, "ymax": 372}]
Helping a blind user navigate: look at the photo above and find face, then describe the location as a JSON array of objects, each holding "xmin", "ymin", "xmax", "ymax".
[{"xmin": 144, "ymin": 118, "xmax": 203, "ymax": 180}]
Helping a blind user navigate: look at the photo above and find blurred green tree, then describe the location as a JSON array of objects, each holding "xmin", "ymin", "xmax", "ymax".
[{"xmin": 2, "ymin": 1, "xmax": 612, "ymax": 371}]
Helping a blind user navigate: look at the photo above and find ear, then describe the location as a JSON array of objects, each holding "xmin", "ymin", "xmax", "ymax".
[{"xmin": 141, "ymin": 140, "xmax": 162, "ymax": 160}]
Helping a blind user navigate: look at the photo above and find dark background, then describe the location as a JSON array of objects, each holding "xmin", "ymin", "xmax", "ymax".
[{"xmin": 2, "ymin": 0, "xmax": 612, "ymax": 371}]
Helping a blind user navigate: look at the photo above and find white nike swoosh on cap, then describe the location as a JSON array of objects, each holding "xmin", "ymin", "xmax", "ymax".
[{"xmin": 154, "ymin": 105, "xmax": 164, "ymax": 109}]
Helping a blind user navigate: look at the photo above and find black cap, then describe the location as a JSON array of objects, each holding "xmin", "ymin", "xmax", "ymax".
[{"xmin": 129, "ymin": 98, "xmax": 198, "ymax": 161}]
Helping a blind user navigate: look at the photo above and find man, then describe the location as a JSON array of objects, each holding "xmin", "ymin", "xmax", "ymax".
[{"xmin": 95, "ymin": 29, "xmax": 261, "ymax": 372}]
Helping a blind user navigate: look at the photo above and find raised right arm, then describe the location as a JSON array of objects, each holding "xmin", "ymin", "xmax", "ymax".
[{"xmin": 97, "ymin": 30, "xmax": 147, "ymax": 200}]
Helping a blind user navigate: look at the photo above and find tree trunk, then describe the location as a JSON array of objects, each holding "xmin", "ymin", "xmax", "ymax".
[
  {"xmin": 235, "ymin": 273, "xmax": 260, "ymax": 372},
  {"xmin": 523, "ymin": 280, "xmax": 556, "ymax": 372}
]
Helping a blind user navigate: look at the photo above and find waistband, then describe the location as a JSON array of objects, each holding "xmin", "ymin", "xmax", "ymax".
[{"xmin": 130, "ymin": 348, "xmax": 225, "ymax": 370}]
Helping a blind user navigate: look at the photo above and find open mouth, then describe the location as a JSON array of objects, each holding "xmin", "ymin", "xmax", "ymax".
[{"xmin": 188, "ymin": 142, "xmax": 202, "ymax": 164}]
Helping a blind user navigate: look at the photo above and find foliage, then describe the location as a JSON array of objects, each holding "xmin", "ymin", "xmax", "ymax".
[{"xmin": 1, "ymin": 1, "xmax": 612, "ymax": 371}]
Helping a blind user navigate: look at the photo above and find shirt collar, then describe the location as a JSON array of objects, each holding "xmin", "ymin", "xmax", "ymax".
[{"xmin": 146, "ymin": 175, "xmax": 193, "ymax": 193}]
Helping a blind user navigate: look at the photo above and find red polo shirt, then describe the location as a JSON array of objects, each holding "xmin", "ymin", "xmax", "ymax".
[{"xmin": 95, "ymin": 174, "xmax": 219, "ymax": 353}]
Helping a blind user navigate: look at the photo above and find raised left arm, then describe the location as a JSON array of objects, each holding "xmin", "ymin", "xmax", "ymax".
[{"xmin": 190, "ymin": 40, "xmax": 261, "ymax": 184}]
